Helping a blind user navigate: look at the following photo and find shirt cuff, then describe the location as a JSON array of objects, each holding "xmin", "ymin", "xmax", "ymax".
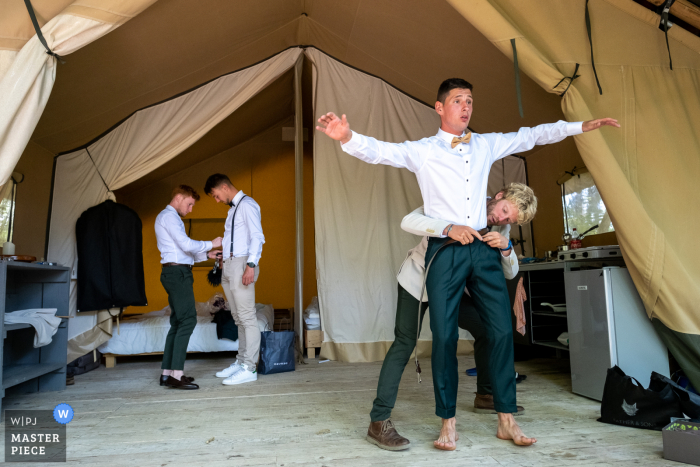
[
  {"xmin": 435, "ymin": 221, "xmax": 451, "ymax": 238},
  {"xmin": 340, "ymin": 130, "xmax": 360, "ymax": 152},
  {"xmin": 247, "ymin": 254, "xmax": 259, "ymax": 265},
  {"xmin": 567, "ymin": 121, "xmax": 584, "ymax": 136},
  {"xmin": 204, "ymin": 241, "xmax": 213, "ymax": 251}
]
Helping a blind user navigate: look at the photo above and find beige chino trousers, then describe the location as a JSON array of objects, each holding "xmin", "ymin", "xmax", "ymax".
[{"xmin": 222, "ymin": 256, "xmax": 260, "ymax": 370}]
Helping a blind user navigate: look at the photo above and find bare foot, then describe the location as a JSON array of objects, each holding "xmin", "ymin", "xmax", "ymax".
[
  {"xmin": 496, "ymin": 413, "xmax": 536, "ymax": 446},
  {"xmin": 434, "ymin": 417, "xmax": 457, "ymax": 451}
]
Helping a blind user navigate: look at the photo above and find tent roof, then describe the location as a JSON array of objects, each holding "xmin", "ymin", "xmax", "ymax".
[
  {"xmin": 32, "ymin": 0, "xmax": 566, "ymax": 155},
  {"xmin": 116, "ymin": 67, "xmax": 296, "ymax": 193}
]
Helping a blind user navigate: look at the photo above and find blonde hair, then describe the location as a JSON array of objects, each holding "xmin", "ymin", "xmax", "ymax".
[{"xmin": 500, "ymin": 182, "xmax": 537, "ymax": 225}]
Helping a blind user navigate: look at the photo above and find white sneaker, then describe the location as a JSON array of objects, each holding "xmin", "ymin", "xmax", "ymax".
[
  {"xmin": 216, "ymin": 362, "xmax": 242, "ymax": 378},
  {"xmin": 222, "ymin": 364, "xmax": 257, "ymax": 385}
]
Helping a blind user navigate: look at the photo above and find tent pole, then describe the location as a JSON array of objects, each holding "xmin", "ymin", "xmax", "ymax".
[{"xmin": 293, "ymin": 54, "xmax": 305, "ymax": 346}]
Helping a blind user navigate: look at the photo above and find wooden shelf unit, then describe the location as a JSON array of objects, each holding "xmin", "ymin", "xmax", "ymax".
[{"xmin": 0, "ymin": 262, "xmax": 70, "ymax": 414}]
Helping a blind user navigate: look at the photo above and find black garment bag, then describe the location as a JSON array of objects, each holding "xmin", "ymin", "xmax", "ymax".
[{"xmin": 76, "ymin": 200, "xmax": 147, "ymax": 311}]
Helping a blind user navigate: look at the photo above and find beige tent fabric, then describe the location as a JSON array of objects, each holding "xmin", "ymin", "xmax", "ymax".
[
  {"xmin": 0, "ymin": 0, "xmax": 156, "ymax": 187},
  {"xmin": 32, "ymin": 0, "xmax": 566, "ymax": 155},
  {"xmin": 448, "ymin": 0, "xmax": 700, "ymax": 334},
  {"xmin": 48, "ymin": 47, "xmax": 301, "ymax": 355}
]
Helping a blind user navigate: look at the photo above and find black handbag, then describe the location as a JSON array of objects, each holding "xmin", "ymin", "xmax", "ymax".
[
  {"xmin": 599, "ymin": 366, "xmax": 683, "ymax": 431},
  {"xmin": 258, "ymin": 324, "xmax": 296, "ymax": 375},
  {"xmin": 649, "ymin": 371, "xmax": 700, "ymax": 420},
  {"xmin": 207, "ymin": 195, "xmax": 247, "ymax": 287}
]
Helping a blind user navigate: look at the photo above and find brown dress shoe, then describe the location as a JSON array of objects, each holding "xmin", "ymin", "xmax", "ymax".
[
  {"xmin": 366, "ymin": 419, "xmax": 410, "ymax": 451},
  {"xmin": 160, "ymin": 375, "xmax": 195, "ymax": 386},
  {"xmin": 473, "ymin": 393, "xmax": 524, "ymax": 415},
  {"xmin": 164, "ymin": 376, "xmax": 199, "ymax": 390}
]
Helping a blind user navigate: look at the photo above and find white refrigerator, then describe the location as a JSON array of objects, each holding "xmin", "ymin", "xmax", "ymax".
[{"xmin": 564, "ymin": 267, "xmax": 670, "ymax": 401}]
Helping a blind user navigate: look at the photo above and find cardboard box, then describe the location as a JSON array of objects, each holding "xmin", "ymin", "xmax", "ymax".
[{"xmin": 663, "ymin": 420, "xmax": 700, "ymax": 466}]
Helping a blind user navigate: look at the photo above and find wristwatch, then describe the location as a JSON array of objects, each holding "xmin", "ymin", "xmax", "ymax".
[{"xmin": 247, "ymin": 262, "xmax": 256, "ymax": 268}]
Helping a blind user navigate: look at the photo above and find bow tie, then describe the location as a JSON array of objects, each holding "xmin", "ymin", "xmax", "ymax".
[{"xmin": 451, "ymin": 132, "xmax": 472, "ymax": 148}]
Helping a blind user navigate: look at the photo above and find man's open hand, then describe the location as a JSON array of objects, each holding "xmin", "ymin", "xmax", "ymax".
[
  {"xmin": 316, "ymin": 112, "xmax": 352, "ymax": 144},
  {"xmin": 582, "ymin": 118, "xmax": 620, "ymax": 132},
  {"xmin": 448, "ymin": 225, "xmax": 483, "ymax": 245}
]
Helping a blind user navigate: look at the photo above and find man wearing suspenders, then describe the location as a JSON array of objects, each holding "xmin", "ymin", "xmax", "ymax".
[{"xmin": 205, "ymin": 174, "xmax": 265, "ymax": 386}]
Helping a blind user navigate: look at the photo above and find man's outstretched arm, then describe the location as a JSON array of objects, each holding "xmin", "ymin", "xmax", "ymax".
[
  {"xmin": 316, "ymin": 112, "xmax": 425, "ymax": 173},
  {"xmin": 488, "ymin": 118, "xmax": 620, "ymax": 163}
]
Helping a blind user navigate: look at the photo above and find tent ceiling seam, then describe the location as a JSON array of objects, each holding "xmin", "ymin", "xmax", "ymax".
[
  {"xmin": 41, "ymin": 18, "xmax": 306, "ymax": 146},
  {"xmin": 53, "ymin": 46, "xmax": 304, "ymax": 156},
  {"xmin": 55, "ymin": 46, "xmax": 477, "ymax": 158},
  {"xmin": 604, "ymin": 0, "xmax": 700, "ymax": 56},
  {"xmin": 120, "ymin": 114, "xmax": 296, "ymax": 197}
]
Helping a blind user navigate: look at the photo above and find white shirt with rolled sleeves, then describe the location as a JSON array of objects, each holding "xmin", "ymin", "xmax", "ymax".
[
  {"xmin": 155, "ymin": 205, "xmax": 212, "ymax": 265},
  {"xmin": 222, "ymin": 191, "xmax": 265, "ymax": 265},
  {"xmin": 397, "ymin": 205, "xmax": 518, "ymax": 302},
  {"xmin": 341, "ymin": 121, "xmax": 583, "ymax": 230}
]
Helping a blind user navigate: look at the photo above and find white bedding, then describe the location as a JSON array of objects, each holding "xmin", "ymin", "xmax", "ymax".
[{"xmin": 98, "ymin": 303, "xmax": 273, "ymax": 355}]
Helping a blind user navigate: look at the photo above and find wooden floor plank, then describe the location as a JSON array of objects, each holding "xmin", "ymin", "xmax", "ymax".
[{"xmin": 0, "ymin": 354, "xmax": 675, "ymax": 466}]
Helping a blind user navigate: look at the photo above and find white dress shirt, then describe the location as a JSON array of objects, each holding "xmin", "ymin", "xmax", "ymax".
[
  {"xmin": 342, "ymin": 121, "xmax": 583, "ymax": 230},
  {"xmin": 222, "ymin": 191, "xmax": 265, "ymax": 265},
  {"xmin": 397, "ymin": 205, "xmax": 518, "ymax": 302},
  {"xmin": 155, "ymin": 205, "xmax": 212, "ymax": 265}
]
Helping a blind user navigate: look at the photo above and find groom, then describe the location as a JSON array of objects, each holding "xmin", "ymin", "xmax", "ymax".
[{"xmin": 316, "ymin": 77, "xmax": 619, "ymax": 449}]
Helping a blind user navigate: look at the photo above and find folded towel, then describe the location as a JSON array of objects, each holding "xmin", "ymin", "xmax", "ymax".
[{"xmin": 4, "ymin": 308, "xmax": 61, "ymax": 347}]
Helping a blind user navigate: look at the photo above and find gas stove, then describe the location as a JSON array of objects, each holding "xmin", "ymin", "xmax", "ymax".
[{"xmin": 558, "ymin": 245, "xmax": 621, "ymax": 262}]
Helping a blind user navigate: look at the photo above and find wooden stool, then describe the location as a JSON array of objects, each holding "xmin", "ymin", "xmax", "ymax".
[{"xmin": 304, "ymin": 327, "xmax": 323, "ymax": 359}]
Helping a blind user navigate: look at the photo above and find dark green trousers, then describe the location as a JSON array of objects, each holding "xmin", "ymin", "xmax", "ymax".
[
  {"xmin": 425, "ymin": 237, "xmax": 516, "ymax": 417},
  {"xmin": 458, "ymin": 293, "xmax": 494, "ymax": 396},
  {"xmin": 370, "ymin": 283, "xmax": 498, "ymax": 422},
  {"xmin": 160, "ymin": 266, "xmax": 197, "ymax": 371}
]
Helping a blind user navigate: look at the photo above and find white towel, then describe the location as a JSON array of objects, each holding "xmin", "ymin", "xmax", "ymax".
[{"xmin": 4, "ymin": 309, "xmax": 61, "ymax": 347}]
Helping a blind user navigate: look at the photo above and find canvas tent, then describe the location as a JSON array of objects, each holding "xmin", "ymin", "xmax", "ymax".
[
  {"xmin": 1, "ymin": 0, "xmax": 698, "ymax": 386},
  {"xmin": 45, "ymin": 45, "xmax": 530, "ymax": 361}
]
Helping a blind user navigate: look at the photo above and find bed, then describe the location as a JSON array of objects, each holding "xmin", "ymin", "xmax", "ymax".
[{"xmin": 98, "ymin": 303, "xmax": 274, "ymax": 368}]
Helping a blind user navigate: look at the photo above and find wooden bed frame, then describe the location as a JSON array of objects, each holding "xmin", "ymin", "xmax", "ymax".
[{"xmin": 103, "ymin": 351, "xmax": 206, "ymax": 368}]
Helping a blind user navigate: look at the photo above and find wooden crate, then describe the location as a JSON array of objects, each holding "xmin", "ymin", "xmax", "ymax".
[
  {"xmin": 304, "ymin": 328, "xmax": 323, "ymax": 359},
  {"xmin": 273, "ymin": 308, "xmax": 294, "ymax": 331}
]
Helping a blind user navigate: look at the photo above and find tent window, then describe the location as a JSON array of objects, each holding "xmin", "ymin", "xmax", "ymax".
[
  {"xmin": 562, "ymin": 172, "xmax": 614, "ymax": 236},
  {"xmin": 0, "ymin": 181, "xmax": 17, "ymax": 243}
]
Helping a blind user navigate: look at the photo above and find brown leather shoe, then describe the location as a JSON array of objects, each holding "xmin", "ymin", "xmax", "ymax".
[
  {"xmin": 160, "ymin": 375, "xmax": 195, "ymax": 386},
  {"xmin": 164, "ymin": 376, "xmax": 199, "ymax": 390},
  {"xmin": 473, "ymin": 393, "xmax": 524, "ymax": 415},
  {"xmin": 366, "ymin": 419, "xmax": 410, "ymax": 451}
]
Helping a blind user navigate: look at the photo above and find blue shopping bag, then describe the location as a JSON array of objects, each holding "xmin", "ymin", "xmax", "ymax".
[{"xmin": 258, "ymin": 330, "xmax": 295, "ymax": 375}]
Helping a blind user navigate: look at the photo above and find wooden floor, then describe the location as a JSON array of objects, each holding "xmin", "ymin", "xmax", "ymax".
[{"xmin": 0, "ymin": 353, "xmax": 677, "ymax": 466}]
